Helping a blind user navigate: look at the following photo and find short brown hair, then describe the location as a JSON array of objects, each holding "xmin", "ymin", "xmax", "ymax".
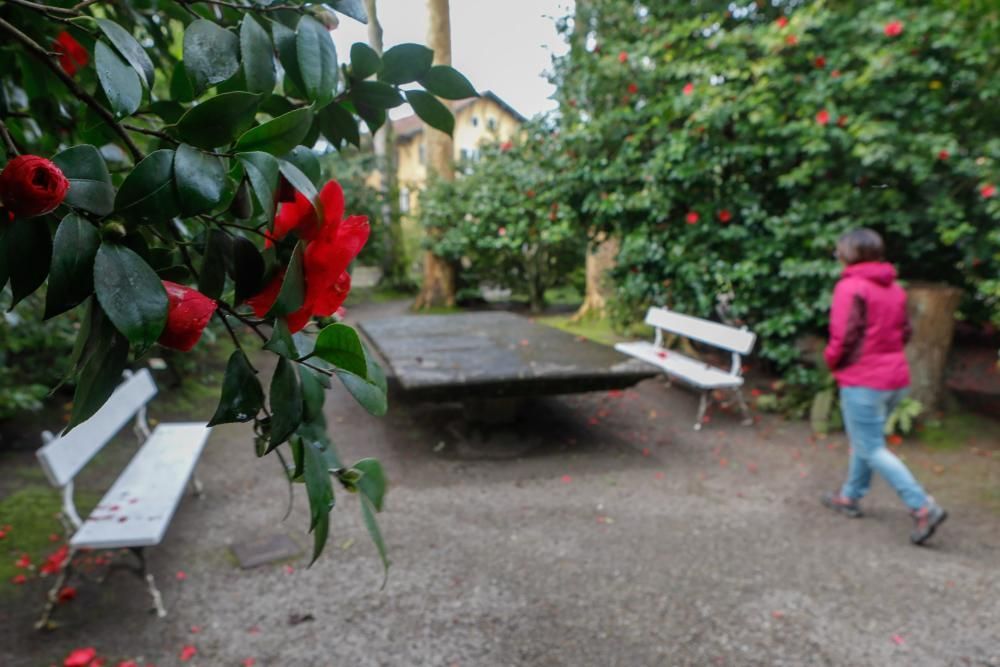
[{"xmin": 836, "ymin": 228, "xmax": 884, "ymax": 265}]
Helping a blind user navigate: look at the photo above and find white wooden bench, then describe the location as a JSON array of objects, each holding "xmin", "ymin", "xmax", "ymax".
[
  {"xmin": 34, "ymin": 369, "xmax": 211, "ymax": 629},
  {"xmin": 615, "ymin": 307, "xmax": 757, "ymax": 431}
]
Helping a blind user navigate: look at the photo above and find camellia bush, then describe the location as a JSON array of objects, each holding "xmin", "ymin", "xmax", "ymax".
[
  {"xmin": 551, "ymin": 0, "xmax": 999, "ymax": 371},
  {"xmin": 421, "ymin": 123, "xmax": 586, "ymax": 311},
  {"xmin": 0, "ymin": 0, "xmax": 476, "ymax": 568}
]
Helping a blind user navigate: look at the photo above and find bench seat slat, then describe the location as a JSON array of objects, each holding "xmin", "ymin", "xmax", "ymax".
[
  {"xmin": 645, "ymin": 307, "xmax": 756, "ymax": 355},
  {"xmin": 614, "ymin": 341, "xmax": 743, "ymax": 389},
  {"xmin": 70, "ymin": 423, "xmax": 210, "ymax": 550}
]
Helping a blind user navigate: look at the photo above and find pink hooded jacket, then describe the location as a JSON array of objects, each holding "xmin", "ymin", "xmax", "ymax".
[{"xmin": 824, "ymin": 262, "xmax": 911, "ymax": 390}]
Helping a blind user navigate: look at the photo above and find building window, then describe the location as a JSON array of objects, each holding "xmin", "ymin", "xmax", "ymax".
[
  {"xmin": 459, "ymin": 148, "xmax": 469, "ymax": 162},
  {"xmin": 418, "ymin": 143, "xmax": 426, "ymax": 165},
  {"xmin": 471, "ymin": 116, "xmax": 479, "ymax": 127},
  {"xmin": 487, "ymin": 117, "xmax": 497, "ymax": 131},
  {"xmin": 399, "ymin": 187, "xmax": 410, "ymax": 213}
]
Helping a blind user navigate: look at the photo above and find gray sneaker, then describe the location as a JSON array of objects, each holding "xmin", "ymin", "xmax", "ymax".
[
  {"xmin": 911, "ymin": 499, "xmax": 947, "ymax": 545},
  {"xmin": 822, "ymin": 492, "xmax": 863, "ymax": 518}
]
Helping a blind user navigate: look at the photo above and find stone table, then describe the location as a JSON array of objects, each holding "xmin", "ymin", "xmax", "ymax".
[{"xmin": 358, "ymin": 312, "xmax": 658, "ymax": 405}]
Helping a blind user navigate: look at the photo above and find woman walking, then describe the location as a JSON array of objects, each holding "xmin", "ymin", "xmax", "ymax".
[{"xmin": 821, "ymin": 228, "xmax": 947, "ymax": 545}]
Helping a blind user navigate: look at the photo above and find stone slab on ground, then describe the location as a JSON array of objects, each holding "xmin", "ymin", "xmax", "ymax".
[
  {"xmin": 359, "ymin": 312, "xmax": 658, "ymax": 399},
  {"xmin": 230, "ymin": 533, "xmax": 301, "ymax": 569}
]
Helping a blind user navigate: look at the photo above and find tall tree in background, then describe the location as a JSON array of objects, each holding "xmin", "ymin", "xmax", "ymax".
[
  {"xmin": 363, "ymin": 0, "xmax": 407, "ymax": 287},
  {"xmin": 414, "ymin": 0, "xmax": 457, "ymax": 309}
]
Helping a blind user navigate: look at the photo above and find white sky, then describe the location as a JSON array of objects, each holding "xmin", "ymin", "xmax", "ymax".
[{"xmin": 331, "ymin": 0, "xmax": 574, "ymax": 119}]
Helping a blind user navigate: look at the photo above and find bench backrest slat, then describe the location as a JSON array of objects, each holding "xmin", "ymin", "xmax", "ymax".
[
  {"xmin": 646, "ymin": 307, "xmax": 756, "ymax": 355},
  {"xmin": 36, "ymin": 369, "xmax": 158, "ymax": 488}
]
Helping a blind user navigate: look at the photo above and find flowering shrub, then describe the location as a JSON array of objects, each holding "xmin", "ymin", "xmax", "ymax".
[
  {"xmin": 553, "ymin": 1, "xmax": 1000, "ymax": 369},
  {"xmin": 0, "ymin": 1, "xmax": 476, "ymax": 566}
]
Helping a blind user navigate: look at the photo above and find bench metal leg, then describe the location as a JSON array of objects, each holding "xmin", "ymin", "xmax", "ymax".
[
  {"xmin": 733, "ymin": 388, "xmax": 754, "ymax": 427},
  {"xmin": 694, "ymin": 391, "xmax": 709, "ymax": 431},
  {"xmin": 35, "ymin": 548, "xmax": 76, "ymax": 630},
  {"xmin": 130, "ymin": 548, "xmax": 167, "ymax": 618}
]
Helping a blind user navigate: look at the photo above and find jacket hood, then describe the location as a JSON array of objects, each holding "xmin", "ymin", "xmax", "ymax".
[{"xmin": 842, "ymin": 261, "xmax": 897, "ymax": 286}]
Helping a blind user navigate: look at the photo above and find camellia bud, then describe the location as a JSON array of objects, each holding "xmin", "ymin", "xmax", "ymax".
[
  {"xmin": 100, "ymin": 221, "xmax": 128, "ymax": 240},
  {"xmin": 158, "ymin": 281, "xmax": 218, "ymax": 352},
  {"xmin": 0, "ymin": 155, "xmax": 69, "ymax": 218}
]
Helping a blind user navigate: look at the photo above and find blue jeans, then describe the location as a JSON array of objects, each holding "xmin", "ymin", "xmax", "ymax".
[{"xmin": 839, "ymin": 386, "xmax": 928, "ymax": 511}]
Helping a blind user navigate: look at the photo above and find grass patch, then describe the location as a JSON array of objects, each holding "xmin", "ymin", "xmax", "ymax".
[
  {"xmin": 535, "ymin": 314, "xmax": 627, "ymax": 347},
  {"xmin": 346, "ymin": 285, "xmax": 417, "ymax": 307},
  {"xmin": 918, "ymin": 411, "xmax": 1000, "ymax": 451},
  {"xmin": 0, "ymin": 486, "xmax": 99, "ymax": 586}
]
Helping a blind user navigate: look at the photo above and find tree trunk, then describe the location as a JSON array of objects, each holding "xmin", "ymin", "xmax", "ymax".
[
  {"xmin": 905, "ymin": 283, "xmax": 963, "ymax": 411},
  {"xmin": 413, "ymin": 0, "xmax": 456, "ymax": 309},
  {"xmin": 572, "ymin": 231, "xmax": 618, "ymax": 321},
  {"xmin": 363, "ymin": 0, "xmax": 406, "ymax": 287}
]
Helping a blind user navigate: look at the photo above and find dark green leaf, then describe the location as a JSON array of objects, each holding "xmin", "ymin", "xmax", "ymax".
[
  {"xmin": 235, "ymin": 107, "xmax": 314, "ymax": 155},
  {"xmin": 68, "ymin": 315, "xmax": 129, "ymax": 430},
  {"xmin": 208, "ymin": 350, "xmax": 264, "ymax": 426},
  {"xmin": 351, "ymin": 80, "xmax": 405, "ymax": 109},
  {"xmin": 360, "ymin": 496, "xmax": 389, "ymax": 586},
  {"xmin": 335, "ymin": 368, "xmax": 387, "ymax": 416},
  {"xmin": 282, "ymin": 146, "xmax": 321, "ymax": 186},
  {"xmin": 175, "ymin": 144, "xmax": 229, "ymax": 216},
  {"xmin": 350, "ymin": 42, "xmax": 381, "ymax": 80},
  {"xmin": 406, "ymin": 90, "xmax": 454, "ymax": 136},
  {"xmin": 328, "ymin": 0, "xmax": 368, "ymax": 23},
  {"xmin": 241, "ymin": 15, "xmax": 276, "ymax": 96},
  {"xmin": 303, "ymin": 439, "xmax": 333, "ymax": 564},
  {"xmin": 289, "ymin": 435, "xmax": 305, "ymax": 481},
  {"xmin": 355, "ymin": 104, "xmax": 386, "ymax": 134},
  {"xmin": 353, "ymin": 458, "xmax": 386, "ymax": 512},
  {"xmin": 149, "ymin": 100, "xmax": 185, "ymax": 125},
  {"xmin": 97, "ymin": 19, "xmax": 155, "ymax": 88},
  {"xmin": 0, "ymin": 224, "xmax": 8, "ymax": 292},
  {"xmin": 267, "ymin": 241, "xmax": 305, "ymax": 317},
  {"xmin": 115, "ymin": 149, "xmax": 180, "ymax": 223},
  {"xmin": 230, "ymin": 234, "xmax": 265, "ymax": 303},
  {"xmin": 170, "ymin": 61, "xmax": 195, "ymax": 103},
  {"xmin": 93, "ymin": 243, "xmax": 166, "ymax": 354},
  {"xmin": 270, "ymin": 20, "xmax": 305, "ymax": 96},
  {"xmin": 175, "ymin": 92, "xmax": 261, "ymax": 149},
  {"xmin": 299, "ymin": 365, "xmax": 326, "ymax": 423},
  {"xmin": 198, "ymin": 229, "xmax": 230, "ymax": 299},
  {"xmin": 44, "ymin": 214, "xmax": 100, "ymax": 319},
  {"xmin": 95, "ymin": 40, "xmax": 142, "ymax": 119},
  {"xmin": 264, "ymin": 317, "xmax": 299, "ymax": 358},
  {"xmin": 237, "ymin": 151, "xmax": 280, "ymax": 223},
  {"xmin": 230, "ymin": 179, "xmax": 253, "ymax": 220},
  {"xmin": 419, "ymin": 65, "xmax": 478, "ymax": 100},
  {"xmin": 183, "ymin": 19, "xmax": 240, "ymax": 95},
  {"xmin": 277, "ymin": 159, "xmax": 317, "ymax": 203},
  {"xmin": 51, "ymin": 145, "xmax": 114, "ymax": 216},
  {"xmin": 296, "ymin": 16, "xmax": 338, "ymax": 108},
  {"xmin": 268, "ymin": 357, "xmax": 302, "ymax": 449},
  {"xmin": 6, "ymin": 217, "xmax": 51, "ymax": 309},
  {"xmin": 380, "ymin": 43, "xmax": 433, "ymax": 85},
  {"xmin": 314, "ymin": 322, "xmax": 367, "ymax": 376},
  {"xmin": 318, "ymin": 102, "xmax": 360, "ymax": 149}
]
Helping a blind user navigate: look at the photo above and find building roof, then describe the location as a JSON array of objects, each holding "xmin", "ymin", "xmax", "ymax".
[{"xmin": 392, "ymin": 90, "xmax": 527, "ymax": 140}]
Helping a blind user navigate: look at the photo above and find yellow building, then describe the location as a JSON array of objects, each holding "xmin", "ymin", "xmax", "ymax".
[{"xmin": 392, "ymin": 90, "xmax": 526, "ymax": 215}]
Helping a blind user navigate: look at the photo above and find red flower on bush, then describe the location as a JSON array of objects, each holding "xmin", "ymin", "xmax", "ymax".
[
  {"xmin": 831, "ymin": 69, "xmax": 842, "ymax": 78},
  {"xmin": 981, "ymin": 184, "xmax": 997, "ymax": 199},
  {"xmin": 627, "ymin": 82, "xmax": 638, "ymax": 94},
  {"xmin": 64, "ymin": 648, "xmax": 98, "ymax": 667},
  {"xmin": 500, "ymin": 141, "xmax": 513, "ymax": 152},
  {"xmin": 247, "ymin": 181, "xmax": 369, "ymax": 334},
  {"xmin": 0, "ymin": 155, "xmax": 69, "ymax": 218},
  {"xmin": 937, "ymin": 150, "xmax": 949, "ymax": 161},
  {"xmin": 837, "ymin": 115, "xmax": 848, "ymax": 128},
  {"xmin": 814, "ymin": 55, "xmax": 826, "ymax": 68},
  {"xmin": 884, "ymin": 20, "xmax": 903, "ymax": 37},
  {"xmin": 157, "ymin": 282, "xmax": 217, "ymax": 352},
  {"xmin": 785, "ymin": 35, "xmax": 798, "ymax": 46},
  {"xmin": 54, "ymin": 31, "xmax": 89, "ymax": 76},
  {"xmin": 682, "ymin": 82, "xmax": 694, "ymax": 96},
  {"xmin": 775, "ymin": 16, "xmax": 788, "ymax": 28},
  {"xmin": 717, "ymin": 209, "xmax": 732, "ymax": 223},
  {"xmin": 618, "ymin": 51, "xmax": 628, "ymax": 63},
  {"xmin": 815, "ymin": 109, "xmax": 830, "ymax": 126},
  {"xmin": 685, "ymin": 211, "xmax": 699, "ymax": 225}
]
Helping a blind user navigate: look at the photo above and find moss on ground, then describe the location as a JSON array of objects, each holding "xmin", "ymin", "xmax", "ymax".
[
  {"xmin": 918, "ymin": 411, "xmax": 1000, "ymax": 451},
  {"xmin": 535, "ymin": 314, "xmax": 631, "ymax": 347}
]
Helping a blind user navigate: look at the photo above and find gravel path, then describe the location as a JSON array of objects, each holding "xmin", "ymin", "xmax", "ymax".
[{"xmin": 5, "ymin": 300, "xmax": 999, "ymax": 667}]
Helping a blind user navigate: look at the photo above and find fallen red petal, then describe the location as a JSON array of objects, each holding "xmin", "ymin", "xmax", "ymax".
[
  {"xmin": 561, "ymin": 475, "xmax": 572, "ymax": 484},
  {"xmin": 179, "ymin": 646, "xmax": 197, "ymax": 661},
  {"xmin": 175, "ymin": 570, "xmax": 187, "ymax": 581}
]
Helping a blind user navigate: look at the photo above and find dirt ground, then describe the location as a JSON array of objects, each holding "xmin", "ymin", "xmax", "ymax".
[{"xmin": 2, "ymin": 300, "xmax": 999, "ymax": 667}]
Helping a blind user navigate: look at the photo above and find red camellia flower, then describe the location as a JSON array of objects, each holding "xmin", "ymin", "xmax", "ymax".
[
  {"xmin": 837, "ymin": 115, "xmax": 848, "ymax": 128},
  {"xmin": 158, "ymin": 282, "xmax": 218, "ymax": 352},
  {"xmin": 717, "ymin": 209, "xmax": 732, "ymax": 223},
  {"xmin": 785, "ymin": 35, "xmax": 798, "ymax": 46},
  {"xmin": 64, "ymin": 648, "xmax": 98, "ymax": 667},
  {"xmin": 682, "ymin": 82, "xmax": 694, "ymax": 96},
  {"xmin": 776, "ymin": 16, "xmax": 788, "ymax": 28},
  {"xmin": 815, "ymin": 109, "xmax": 830, "ymax": 125},
  {"xmin": 937, "ymin": 150, "xmax": 949, "ymax": 161},
  {"xmin": 53, "ymin": 31, "xmax": 89, "ymax": 76},
  {"xmin": 57, "ymin": 586, "xmax": 77, "ymax": 603},
  {"xmin": 618, "ymin": 51, "xmax": 628, "ymax": 63},
  {"xmin": 39, "ymin": 545, "xmax": 69, "ymax": 575},
  {"xmin": 831, "ymin": 69, "xmax": 842, "ymax": 78},
  {"xmin": 981, "ymin": 184, "xmax": 997, "ymax": 199},
  {"xmin": 500, "ymin": 141, "xmax": 513, "ymax": 152},
  {"xmin": 247, "ymin": 181, "xmax": 369, "ymax": 334},
  {"xmin": 884, "ymin": 20, "xmax": 903, "ymax": 37},
  {"xmin": 0, "ymin": 155, "xmax": 70, "ymax": 218},
  {"xmin": 627, "ymin": 82, "xmax": 638, "ymax": 94},
  {"xmin": 685, "ymin": 211, "xmax": 699, "ymax": 225},
  {"xmin": 814, "ymin": 55, "xmax": 826, "ymax": 68}
]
